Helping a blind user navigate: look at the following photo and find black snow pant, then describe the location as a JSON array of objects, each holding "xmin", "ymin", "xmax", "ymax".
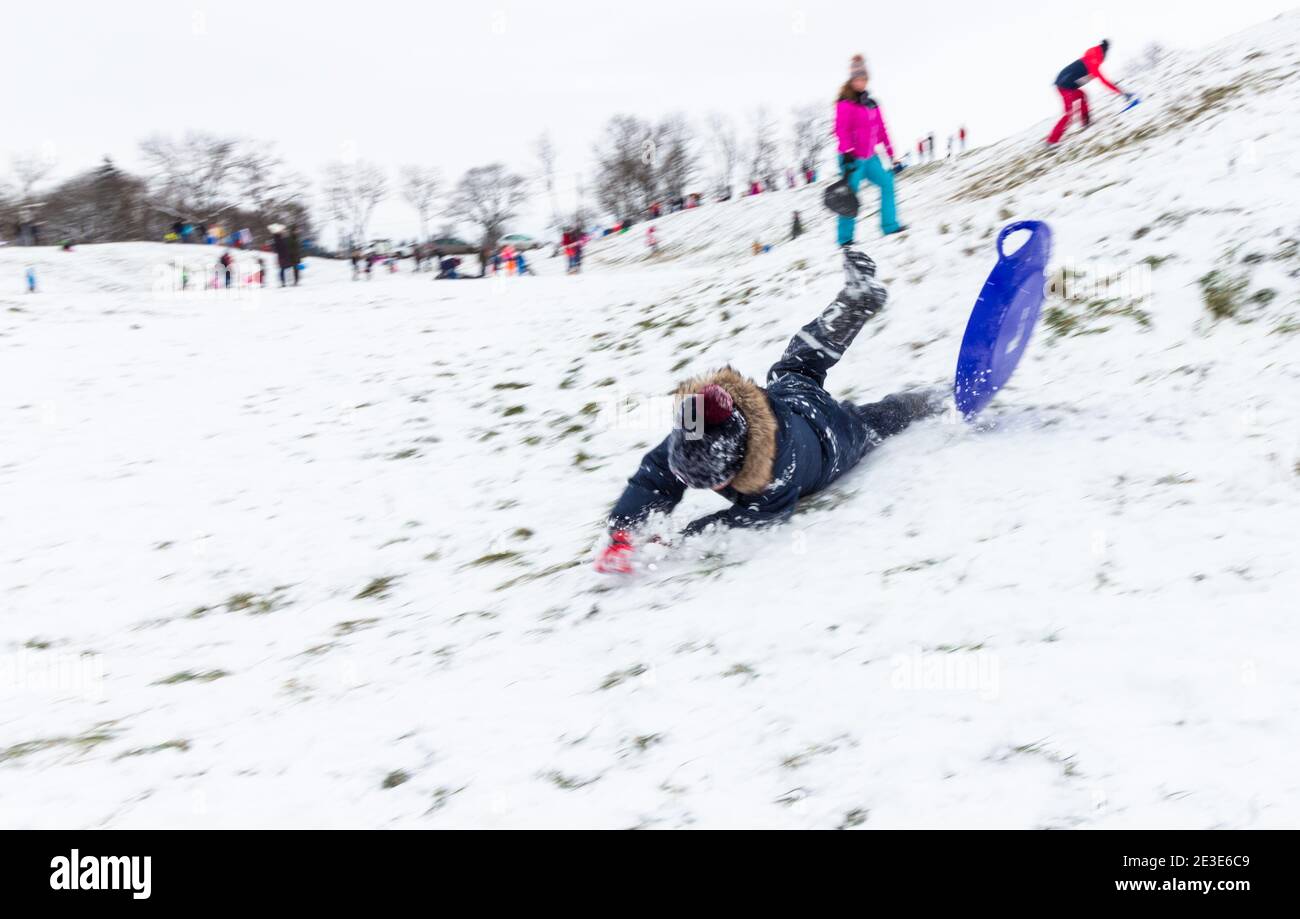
[
  {"xmin": 279, "ymin": 265, "xmax": 299, "ymax": 286},
  {"xmin": 769, "ymin": 248, "xmax": 942, "ymax": 452},
  {"xmin": 849, "ymin": 392, "xmax": 942, "ymax": 438}
]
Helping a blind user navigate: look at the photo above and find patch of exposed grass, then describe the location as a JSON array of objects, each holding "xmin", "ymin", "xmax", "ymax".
[
  {"xmin": 839, "ymin": 808, "xmax": 870, "ymax": 829},
  {"xmin": 543, "ymin": 770, "xmax": 599, "ymax": 790},
  {"xmin": 1, "ymin": 727, "xmax": 119, "ymax": 764},
  {"xmin": 334, "ymin": 618, "xmax": 381, "ymax": 636},
  {"xmin": 883, "ymin": 558, "xmax": 944, "ymax": 578},
  {"xmin": 494, "ymin": 559, "xmax": 581, "ymax": 591},
  {"xmin": 955, "ymin": 81, "xmax": 1254, "ymax": 201},
  {"xmin": 994, "ymin": 740, "xmax": 1081, "ymax": 779},
  {"xmin": 214, "ymin": 587, "xmax": 292, "ymax": 616},
  {"xmin": 1198, "ymin": 270, "xmax": 1249, "ymax": 320},
  {"xmin": 425, "ymin": 785, "xmax": 466, "ymax": 816},
  {"xmin": 1273, "ymin": 315, "xmax": 1300, "ymax": 335},
  {"xmin": 930, "ymin": 642, "xmax": 988, "ymax": 653},
  {"xmin": 115, "ymin": 739, "xmax": 191, "ymax": 760},
  {"xmin": 463, "ymin": 551, "xmax": 522, "ymax": 569},
  {"xmin": 355, "ymin": 576, "xmax": 399, "ymax": 600},
  {"xmin": 782, "ymin": 742, "xmax": 839, "ymax": 770},
  {"xmin": 599, "ymin": 663, "xmax": 648, "ymax": 690},
  {"xmin": 1044, "ymin": 296, "xmax": 1152, "ymax": 339},
  {"xmin": 153, "ymin": 669, "xmax": 229, "ymax": 685}
]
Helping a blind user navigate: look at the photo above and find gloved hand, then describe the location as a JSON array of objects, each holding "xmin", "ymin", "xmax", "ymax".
[
  {"xmin": 840, "ymin": 151, "xmax": 857, "ymax": 174},
  {"xmin": 595, "ymin": 530, "xmax": 635, "ymax": 574}
]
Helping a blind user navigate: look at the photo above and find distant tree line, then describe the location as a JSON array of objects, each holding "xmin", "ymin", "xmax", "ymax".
[
  {"xmin": 0, "ymin": 102, "xmax": 832, "ymax": 252},
  {"xmin": 1, "ymin": 134, "xmax": 313, "ymax": 247}
]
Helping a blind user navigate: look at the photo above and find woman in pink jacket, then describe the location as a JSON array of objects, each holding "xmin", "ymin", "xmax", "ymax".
[{"xmin": 835, "ymin": 54, "xmax": 905, "ymax": 243}]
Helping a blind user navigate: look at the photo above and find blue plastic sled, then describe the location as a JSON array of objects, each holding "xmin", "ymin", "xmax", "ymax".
[
  {"xmin": 1121, "ymin": 96, "xmax": 1142, "ymax": 113},
  {"xmin": 954, "ymin": 220, "xmax": 1053, "ymax": 419}
]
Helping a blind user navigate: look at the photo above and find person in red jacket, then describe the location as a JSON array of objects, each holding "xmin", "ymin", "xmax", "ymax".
[{"xmin": 1047, "ymin": 39, "xmax": 1132, "ymax": 145}]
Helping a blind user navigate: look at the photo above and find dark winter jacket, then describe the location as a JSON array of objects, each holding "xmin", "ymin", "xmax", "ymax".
[
  {"xmin": 608, "ymin": 359, "xmax": 881, "ymax": 536},
  {"xmin": 1055, "ymin": 44, "xmax": 1122, "ymax": 93},
  {"xmin": 272, "ymin": 233, "xmax": 291, "ymax": 266}
]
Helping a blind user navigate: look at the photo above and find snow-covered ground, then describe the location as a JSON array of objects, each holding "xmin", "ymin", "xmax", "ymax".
[{"xmin": 2, "ymin": 14, "xmax": 1298, "ymax": 828}]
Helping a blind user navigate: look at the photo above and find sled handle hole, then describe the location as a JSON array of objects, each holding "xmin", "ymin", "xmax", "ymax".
[{"xmin": 998, "ymin": 224, "xmax": 1035, "ymax": 259}]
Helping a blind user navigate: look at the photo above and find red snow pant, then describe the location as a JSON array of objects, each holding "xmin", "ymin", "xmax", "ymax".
[{"xmin": 1047, "ymin": 87, "xmax": 1090, "ymax": 144}]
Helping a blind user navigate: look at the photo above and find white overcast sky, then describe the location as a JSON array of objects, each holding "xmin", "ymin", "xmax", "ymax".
[{"xmin": 3, "ymin": 0, "xmax": 1294, "ymax": 242}]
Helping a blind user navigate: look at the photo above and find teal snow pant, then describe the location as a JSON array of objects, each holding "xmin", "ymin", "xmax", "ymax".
[{"xmin": 836, "ymin": 153, "xmax": 899, "ymax": 244}]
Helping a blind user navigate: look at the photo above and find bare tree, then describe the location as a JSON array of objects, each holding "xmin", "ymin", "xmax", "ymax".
[
  {"xmin": 748, "ymin": 107, "xmax": 780, "ymax": 187},
  {"xmin": 400, "ymin": 166, "xmax": 441, "ymax": 241},
  {"xmin": 139, "ymin": 132, "xmax": 245, "ymax": 223},
  {"xmin": 791, "ymin": 103, "xmax": 832, "ymax": 174},
  {"xmin": 39, "ymin": 158, "xmax": 154, "ymax": 242},
  {"xmin": 240, "ymin": 144, "xmax": 308, "ymax": 229},
  {"xmin": 448, "ymin": 163, "xmax": 528, "ymax": 256},
  {"xmin": 706, "ymin": 113, "xmax": 740, "ymax": 197},
  {"xmin": 592, "ymin": 114, "xmax": 654, "ymax": 220},
  {"xmin": 534, "ymin": 133, "xmax": 560, "ymax": 235},
  {"xmin": 322, "ymin": 160, "xmax": 388, "ymax": 248},
  {"xmin": 11, "ymin": 150, "xmax": 57, "ymax": 202},
  {"xmin": 650, "ymin": 115, "xmax": 697, "ymax": 203}
]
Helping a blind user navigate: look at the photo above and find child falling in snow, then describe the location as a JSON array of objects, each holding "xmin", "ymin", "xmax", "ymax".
[
  {"xmin": 1047, "ymin": 39, "xmax": 1133, "ymax": 146},
  {"xmin": 595, "ymin": 248, "xmax": 947, "ymax": 573}
]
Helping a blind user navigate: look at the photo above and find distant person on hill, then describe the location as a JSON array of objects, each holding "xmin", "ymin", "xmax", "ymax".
[
  {"xmin": 271, "ymin": 225, "xmax": 300, "ymax": 287},
  {"xmin": 287, "ymin": 226, "xmax": 302, "ymax": 284},
  {"xmin": 1047, "ymin": 39, "xmax": 1132, "ymax": 146},
  {"xmin": 791, "ymin": 211, "xmax": 804, "ymax": 240},
  {"xmin": 834, "ymin": 54, "xmax": 905, "ymax": 244},
  {"xmin": 594, "ymin": 249, "xmax": 946, "ymax": 573},
  {"xmin": 219, "ymin": 250, "xmax": 234, "ymax": 288}
]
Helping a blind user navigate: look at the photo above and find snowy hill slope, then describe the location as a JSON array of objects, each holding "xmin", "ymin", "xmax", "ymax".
[{"xmin": 1, "ymin": 14, "xmax": 1298, "ymax": 828}]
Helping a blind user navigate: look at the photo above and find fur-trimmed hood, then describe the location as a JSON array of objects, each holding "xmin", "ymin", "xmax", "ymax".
[{"xmin": 675, "ymin": 366, "xmax": 777, "ymax": 495}]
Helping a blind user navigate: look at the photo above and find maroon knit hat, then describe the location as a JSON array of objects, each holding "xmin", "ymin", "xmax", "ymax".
[{"xmin": 667, "ymin": 384, "xmax": 748, "ymax": 489}]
